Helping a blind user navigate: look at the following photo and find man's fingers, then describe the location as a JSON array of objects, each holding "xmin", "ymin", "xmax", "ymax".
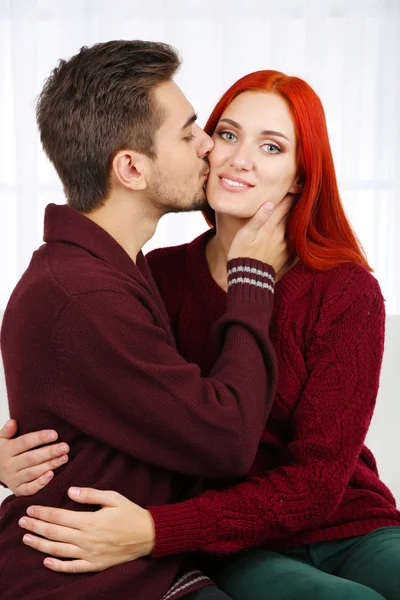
[
  {"xmin": 68, "ymin": 487, "xmax": 121, "ymax": 507},
  {"xmin": 244, "ymin": 202, "xmax": 275, "ymax": 234},
  {"xmin": 0, "ymin": 419, "xmax": 18, "ymax": 439},
  {"xmin": 263, "ymin": 196, "xmax": 293, "ymax": 230},
  {"xmin": 8, "ymin": 430, "xmax": 59, "ymax": 456},
  {"xmin": 43, "ymin": 558, "xmax": 95, "ymax": 574}
]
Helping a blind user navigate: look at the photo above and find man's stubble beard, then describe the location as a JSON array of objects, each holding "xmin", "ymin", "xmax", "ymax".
[{"xmin": 148, "ymin": 164, "xmax": 208, "ymax": 216}]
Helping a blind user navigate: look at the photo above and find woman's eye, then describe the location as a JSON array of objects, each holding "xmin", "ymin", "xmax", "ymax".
[
  {"xmin": 262, "ymin": 143, "xmax": 281, "ymax": 154},
  {"xmin": 219, "ymin": 131, "xmax": 237, "ymax": 143},
  {"xmin": 184, "ymin": 134, "xmax": 195, "ymax": 142}
]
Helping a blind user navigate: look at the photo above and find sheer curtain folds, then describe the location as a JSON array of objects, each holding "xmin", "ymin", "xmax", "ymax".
[{"xmin": 0, "ymin": 0, "xmax": 399, "ymax": 312}]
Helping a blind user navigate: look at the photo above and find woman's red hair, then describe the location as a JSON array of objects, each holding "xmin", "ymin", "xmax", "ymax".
[{"xmin": 203, "ymin": 70, "xmax": 371, "ymax": 272}]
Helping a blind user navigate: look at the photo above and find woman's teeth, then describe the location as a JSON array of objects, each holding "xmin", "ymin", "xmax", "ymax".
[{"xmin": 222, "ymin": 178, "xmax": 248, "ymax": 188}]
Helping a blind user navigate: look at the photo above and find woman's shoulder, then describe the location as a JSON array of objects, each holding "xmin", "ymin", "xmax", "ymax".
[
  {"xmin": 318, "ymin": 261, "xmax": 383, "ymax": 301},
  {"xmin": 311, "ymin": 262, "xmax": 385, "ymax": 327},
  {"xmin": 146, "ymin": 242, "xmax": 188, "ymax": 273}
]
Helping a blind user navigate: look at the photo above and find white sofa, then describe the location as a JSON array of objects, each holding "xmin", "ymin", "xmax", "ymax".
[{"xmin": 0, "ymin": 312, "xmax": 399, "ymax": 503}]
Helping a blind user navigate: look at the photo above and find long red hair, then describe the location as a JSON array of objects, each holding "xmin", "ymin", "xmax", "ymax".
[{"xmin": 203, "ymin": 70, "xmax": 371, "ymax": 272}]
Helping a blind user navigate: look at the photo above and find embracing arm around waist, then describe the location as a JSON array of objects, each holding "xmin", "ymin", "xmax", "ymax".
[{"xmin": 149, "ymin": 284, "xmax": 386, "ymax": 554}]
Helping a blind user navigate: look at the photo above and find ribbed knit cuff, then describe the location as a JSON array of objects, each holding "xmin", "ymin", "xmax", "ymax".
[
  {"xmin": 227, "ymin": 258, "xmax": 275, "ymax": 303},
  {"xmin": 149, "ymin": 499, "xmax": 203, "ymax": 557}
]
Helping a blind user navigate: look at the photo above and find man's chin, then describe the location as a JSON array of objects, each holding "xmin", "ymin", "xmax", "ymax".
[{"xmin": 166, "ymin": 194, "xmax": 207, "ymax": 215}]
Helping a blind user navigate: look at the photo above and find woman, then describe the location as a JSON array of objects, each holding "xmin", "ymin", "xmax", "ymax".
[{"xmin": 1, "ymin": 70, "xmax": 399, "ymax": 599}]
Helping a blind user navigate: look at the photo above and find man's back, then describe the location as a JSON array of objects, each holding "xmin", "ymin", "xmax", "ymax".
[
  {"xmin": 0, "ymin": 206, "xmax": 193, "ymax": 600},
  {"xmin": 0, "ymin": 203, "xmax": 281, "ymax": 599}
]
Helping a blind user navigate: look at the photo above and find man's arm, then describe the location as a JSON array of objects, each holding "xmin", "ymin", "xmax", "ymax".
[
  {"xmin": 52, "ymin": 258, "xmax": 276, "ymax": 478},
  {"xmin": 2, "ymin": 265, "xmax": 275, "ymax": 486},
  {"xmin": 2, "ymin": 200, "xmax": 290, "ymax": 487}
]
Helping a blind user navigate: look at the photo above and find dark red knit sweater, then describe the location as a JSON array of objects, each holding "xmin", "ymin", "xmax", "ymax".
[
  {"xmin": 147, "ymin": 229, "xmax": 400, "ymax": 557},
  {"xmin": 0, "ymin": 205, "xmax": 279, "ymax": 600}
]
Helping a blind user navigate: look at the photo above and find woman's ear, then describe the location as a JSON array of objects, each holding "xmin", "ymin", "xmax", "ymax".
[{"xmin": 289, "ymin": 177, "xmax": 303, "ymax": 195}]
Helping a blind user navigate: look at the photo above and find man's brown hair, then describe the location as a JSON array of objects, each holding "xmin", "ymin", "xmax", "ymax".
[{"xmin": 36, "ymin": 40, "xmax": 181, "ymax": 212}]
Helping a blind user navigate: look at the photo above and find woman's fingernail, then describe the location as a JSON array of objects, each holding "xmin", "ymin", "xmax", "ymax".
[
  {"xmin": 47, "ymin": 432, "xmax": 57, "ymax": 441},
  {"xmin": 44, "ymin": 559, "xmax": 53, "ymax": 567},
  {"xmin": 58, "ymin": 444, "xmax": 68, "ymax": 453},
  {"xmin": 57, "ymin": 455, "xmax": 68, "ymax": 464},
  {"xmin": 23, "ymin": 535, "xmax": 33, "ymax": 544},
  {"xmin": 27, "ymin": 507, "xmax": 34, "ymax": 516},
  {"xmin": 69, "ymin": 487, "xmax": 80, "ymax": 497},
  {"xmin": 19, "ymin": 518, "xmax": 27, "ymax": 528}
]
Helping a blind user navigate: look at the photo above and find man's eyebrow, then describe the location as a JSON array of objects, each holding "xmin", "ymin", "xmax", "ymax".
[
  {"xmin": 181, "ymin": 113, "xmax": 198, "ymax": 131},
  {"xmin": 218, "ymin": 118, "xmax": 290, "ymax": 142}
]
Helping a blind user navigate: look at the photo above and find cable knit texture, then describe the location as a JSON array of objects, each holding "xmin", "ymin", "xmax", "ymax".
[
  {"xmin": 0, "ymin": 206, "xmax": 278, "ymax": 600},
  {"xmin": 147, "ymin": 229, "xmax": 400, "ymax": 557}
]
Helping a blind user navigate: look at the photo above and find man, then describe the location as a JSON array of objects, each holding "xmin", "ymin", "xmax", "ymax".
[{"xmin": 0, "ymin": 40, "xmax": 289, "ymax": 599}]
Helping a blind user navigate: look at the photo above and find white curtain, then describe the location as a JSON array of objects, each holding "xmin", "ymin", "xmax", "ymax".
[{"xmin": 0, "ymin": 0, "xmax": 399, "ymax": 313}]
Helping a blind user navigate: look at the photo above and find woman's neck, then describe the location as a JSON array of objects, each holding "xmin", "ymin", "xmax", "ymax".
[
  {"xmin": 205, "ymin": 213, "xmax": 297, "ymax": 292},
  {"xmin": 205, "ymin": 214, "xmax": 242, "ymax": 292}
]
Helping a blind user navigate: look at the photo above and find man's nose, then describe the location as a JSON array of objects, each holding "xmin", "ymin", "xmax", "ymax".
[{"xmin": 196, "ymin": 126, "xmax": 214, "ymax": 158}]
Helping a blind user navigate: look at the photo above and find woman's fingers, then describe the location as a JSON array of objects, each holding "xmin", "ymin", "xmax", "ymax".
[{"xmin": 19, "ymin": 516, "xmax": 79, "ymax": 545}]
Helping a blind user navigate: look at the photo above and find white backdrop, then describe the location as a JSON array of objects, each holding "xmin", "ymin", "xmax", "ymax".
[
  {"xmin": 0, "ymin": 0, "xmax": 399, "ymax": 313},
  {"xmin": 0, "ymin": 0, "xmax": 399, "ymax": 501}
]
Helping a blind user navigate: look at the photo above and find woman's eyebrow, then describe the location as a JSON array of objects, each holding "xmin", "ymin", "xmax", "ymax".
[{"xmin": 218, "ymin": 118, "xmax": 290, "ymax": 142}]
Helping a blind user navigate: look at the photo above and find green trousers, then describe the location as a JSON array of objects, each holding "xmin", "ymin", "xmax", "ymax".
[{"xmin": 216, "ymin": 527, "xmax": 400, "ymax": 600}]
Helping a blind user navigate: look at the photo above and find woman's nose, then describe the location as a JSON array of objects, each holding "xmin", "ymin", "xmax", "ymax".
[{"xmin": 229, "ymin": 147, "xmax": 254, "ymax": 171}]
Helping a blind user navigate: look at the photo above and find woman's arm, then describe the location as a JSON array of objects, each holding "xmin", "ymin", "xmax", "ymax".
[
  {"xmin": 18, "ymin": 278, "xmax": 386, "ymax": 569},
  {"xmin": 149, "ymin": 285, "xmax": 385, "ymax": 555},
  {"xmin": 149, "ymin": 284, "xmax": 386, "ymax": 555}
]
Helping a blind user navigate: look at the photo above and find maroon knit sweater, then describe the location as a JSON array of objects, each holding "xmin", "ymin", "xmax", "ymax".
[
  {"xmin": 0, "ymin": 205, "xmax": 279, "ymax": 600},
  {"xmin": 147, "ymin": 229, "xmax": 400, "ymax": 557}
]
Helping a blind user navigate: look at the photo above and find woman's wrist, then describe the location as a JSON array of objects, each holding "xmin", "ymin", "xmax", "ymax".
[{"xmin": 148, "ymin": 498, "xmax": 202, "ymax": 557}]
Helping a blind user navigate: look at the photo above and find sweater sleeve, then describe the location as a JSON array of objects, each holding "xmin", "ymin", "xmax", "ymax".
[
  {"xmin": 149, "ymin": 285, "xmax": 386, "ymax": 555},
  {"xmin": 54, "ymin": 258, "xmax": 277, "ymax": 479}
]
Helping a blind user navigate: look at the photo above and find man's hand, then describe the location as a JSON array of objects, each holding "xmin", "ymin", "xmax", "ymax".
[
  {"xmin": 0, "ymin": 420, "xmax": 69, "ymax": 496},
  {"xmin": 229, "ymin": 196, "xmax": 293, "ymax": 273},
  {"xmin": 19, "ymin": 487, "xmax": 155, "ymax": 573}
]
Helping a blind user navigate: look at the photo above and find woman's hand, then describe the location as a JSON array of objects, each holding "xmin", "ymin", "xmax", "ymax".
[
  {"xmin": 19, "ymin": 487, "xmax": 156, "ymax": 573},
  {"xmin": 0, "ymin": 420, "xmax": 69, "ymax": 496}
]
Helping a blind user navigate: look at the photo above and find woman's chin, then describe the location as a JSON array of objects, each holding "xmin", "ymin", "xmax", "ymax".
[
  {"xmin": 207, "ymin": 193, "xmax": 265, "ymax": 221},
  {"xmin": 210, "ymin": 204, "xmax": 259, "ymax": 221}
]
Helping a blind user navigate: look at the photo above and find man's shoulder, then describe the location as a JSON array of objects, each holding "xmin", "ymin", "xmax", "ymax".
[
  {"xmin": 45, "ymin": 242, "xmax": 147, "ymax": 298},
  {"xmin": 5, "ymin": 243, "xmax": 151, "ymax": 320}
]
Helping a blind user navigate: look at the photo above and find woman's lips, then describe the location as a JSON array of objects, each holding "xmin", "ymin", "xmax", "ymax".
[{"xmin": 218, "ymin": 175, "xmax": 254, "ymax": 193}]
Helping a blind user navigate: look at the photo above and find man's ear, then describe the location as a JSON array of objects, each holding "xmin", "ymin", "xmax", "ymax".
[
  {"xmin": 288, "ymin": 177, "xmax": 303, "ymax": 195},
  {"xmin": 111, "ymin": 150, "xmax": 149, "ymax": 191}
]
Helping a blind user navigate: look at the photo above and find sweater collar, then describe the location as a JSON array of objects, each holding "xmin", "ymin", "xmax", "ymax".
[
  {"xmin": 186, "ymin": 227, "xmax": 314, "ymax": 315},
  {"xmin": 43, "ymin": 203, "xmax": 148, "ymax": 280},
  {"xmin": 186, "ymin": 228, "xmax": 227, "ymax": 320}
]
